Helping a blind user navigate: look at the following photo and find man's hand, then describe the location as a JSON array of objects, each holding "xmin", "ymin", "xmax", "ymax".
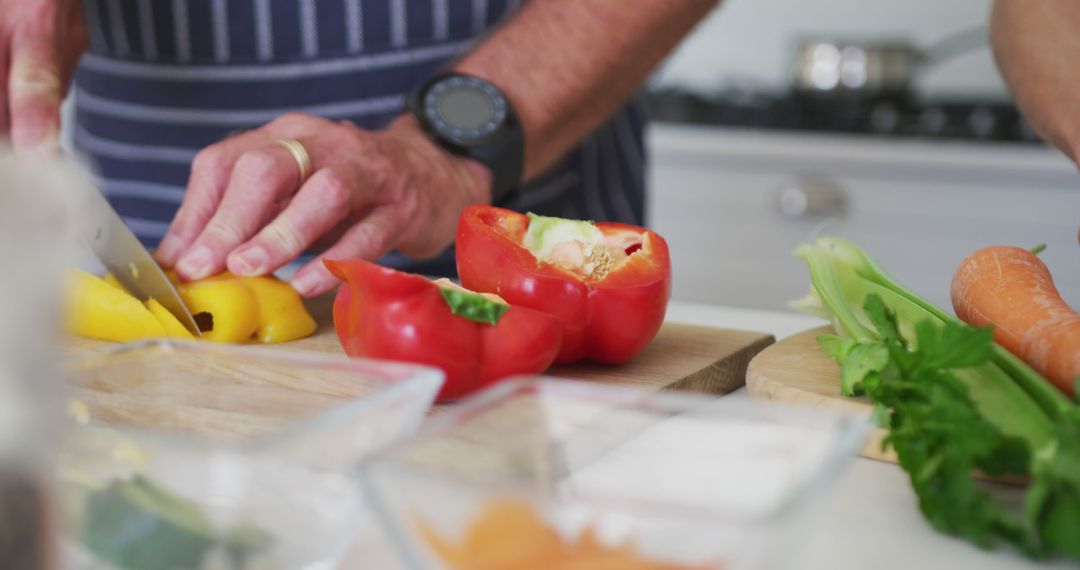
[
  {"xmin": 157, "ymin": 0, "xmax": 715, "ymax": 297},
  {"xmin": 154, "ymin": 113, "xmax": 492, "ymax": 298},
  {"xmin": 0, "ymin": 0, "xmax": 88, "ymax": 155}
]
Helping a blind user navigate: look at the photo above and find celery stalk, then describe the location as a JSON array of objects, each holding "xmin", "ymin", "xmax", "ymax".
[
  {"xmin": 815, "ymin": 237, "xmax": 1073, "ymax": 420},
  {"xmin": 794, "ymin": 238, "xmax": 1054, "ymax": 449},
  {"xmin": 795, "ymin": 237, "xmax": 1080, "ymax": 560}
]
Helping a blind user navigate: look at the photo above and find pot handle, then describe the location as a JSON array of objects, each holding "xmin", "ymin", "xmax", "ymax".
[{"xmin": 919, "ymin": 26, "xmax": 987, "ymax": 69}]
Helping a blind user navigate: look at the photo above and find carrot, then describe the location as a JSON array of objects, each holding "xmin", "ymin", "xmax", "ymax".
[{"xmin": 952, "ymin": 246, "xmax": 1080, "ymax": 396}]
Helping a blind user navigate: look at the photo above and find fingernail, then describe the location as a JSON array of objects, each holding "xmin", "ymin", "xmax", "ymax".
[
  {"xmin": 291, "ymin": 272, "xmax": 323, "ymax": 297},
  {"xmin": 177, "ymin": 245, "xmax": 213, "ymax": 280},
  {"xmin": 229, "ymin": 246, "xmax": 268, "ymax": 276},
  {"xmin": 155, "ymin": 235, "xmax": 183, "ymax": 265}
]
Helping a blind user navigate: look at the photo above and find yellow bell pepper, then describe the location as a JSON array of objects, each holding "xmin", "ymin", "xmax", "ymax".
[
  {"xmin": 175, "ymin": 277, "xmax": 260, "ymax": 343},
  {"xmin": 103, "ymin": 273, "xmax": 126, "ymax": 291},
  {"xmin": 145, "ymin": 299, "xmax": 196, "ymax": 339},
  {"xmin": 67, "ymin": 268, "xmax": 316, "ymax": 344},
  {"xmin": 242, "ymin": 276, "xmax": 318, "ymax": 343},
  {"xmin": 66, "ymin": 270, "xmax": 169, "ymax": 341}
]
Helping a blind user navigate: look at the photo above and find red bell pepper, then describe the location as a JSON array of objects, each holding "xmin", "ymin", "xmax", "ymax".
[
  {"xmin": 456, "ymin": 206, "xmax": 671, "ymax": 365},
  {"xmin": 325, "ymin": 258, "xmax": 562, "ymax": 402}
]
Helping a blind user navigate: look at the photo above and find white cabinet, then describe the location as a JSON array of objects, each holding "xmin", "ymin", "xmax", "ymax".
[{"xmin": 647, "ymin": 124, "xmax": 1080, "ymax": 312}]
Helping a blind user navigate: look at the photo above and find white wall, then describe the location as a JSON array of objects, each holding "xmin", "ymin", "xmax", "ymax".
[{"xmin": 654, "ymin": 0, "xmax": 1007, "ymax": 98}]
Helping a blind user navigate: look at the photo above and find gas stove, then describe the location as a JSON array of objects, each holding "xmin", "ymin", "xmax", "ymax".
[{"xmin": 646, "ymin": 89, "xmax": 1043, "ymax": 144}]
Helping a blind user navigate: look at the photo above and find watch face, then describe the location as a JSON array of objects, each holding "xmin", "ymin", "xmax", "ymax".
[{"xmin": 423, "ymin": 76, "xmax": 508, "ymax": 145}]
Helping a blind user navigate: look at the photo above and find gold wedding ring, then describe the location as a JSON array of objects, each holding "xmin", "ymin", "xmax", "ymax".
[{"xmin": 275, "ymin": 137, "xmax": 312, "ymax": 187}]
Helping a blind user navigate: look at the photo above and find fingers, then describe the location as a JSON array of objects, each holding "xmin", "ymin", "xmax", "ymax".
[
  {"xmin": 290, "ymin": 205, "xmax": 402, "ymax": 298},
  {"xmin": 309, "ymin": 208, "xmax": 372, "ymax": 251},
  {"xmin": 227, "ymin": 165, "xmax": 362, "ymax": 280},
  {"xmin": 8, "ymin": 33, "xmax": 64, "ymax": 156},
  {"xmin": 157, "ymin": 131, "xmax": 266, "ymax": 265},
  {"xmin": 158, "ymin": 116, "xmax": 323, "ymax": 266},
  {"xmin": 174, "ymin": 142, "xmax": 304, "ymax": 280}
]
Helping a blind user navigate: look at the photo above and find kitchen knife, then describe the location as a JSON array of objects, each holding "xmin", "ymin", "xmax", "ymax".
[{"xmin": 80, "ymin": 187, "xmax": 201, "ymax": 336}]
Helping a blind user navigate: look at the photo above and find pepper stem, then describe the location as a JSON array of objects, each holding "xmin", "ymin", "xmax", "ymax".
[{"xmin": 439, "ymin": 287, "xmax": 509, "ymax": 326}]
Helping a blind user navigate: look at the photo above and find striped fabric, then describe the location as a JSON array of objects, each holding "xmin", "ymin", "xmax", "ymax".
[{"xmin": 73, "ymin": 0, "xmax": 648, "ymax": 276}]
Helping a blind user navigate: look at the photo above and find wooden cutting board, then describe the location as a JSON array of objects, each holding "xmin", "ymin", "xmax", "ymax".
[
  {"xmin": 67, "ymin": 296, "xmax": 776, "ymax": 397},
  {"xmin": 745, "ymin": 326, "xmax": 894, "ymax": 462}
]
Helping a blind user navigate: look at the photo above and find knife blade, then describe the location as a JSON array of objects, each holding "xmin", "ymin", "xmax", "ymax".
[{"xmin": 80, "ymin": 187, "xmax": 201, "ymax": 336}]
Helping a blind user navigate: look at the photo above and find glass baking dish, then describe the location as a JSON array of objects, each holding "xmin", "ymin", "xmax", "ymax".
[
  {"xmin": 57, "ymin": 339, "xmax": 443, "ymax": 570},
  {"xmin": 360, "ymin": 377, "xmax": 868, "ymax": 570}
]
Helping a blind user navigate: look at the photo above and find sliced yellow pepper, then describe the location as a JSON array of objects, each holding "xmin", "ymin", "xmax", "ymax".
[
  {"xmin": 66, "ymin": 269, "xmax": 167, "ymax": 342},
  {"xmin": 146, "ymin": 298, "xmax": 195, "ymax": 339},
  {"xmin": 67, "ymin": 268, "xmax": 316, "ymax": 344},
  {"xmin": 242, "ymin": 276, "xmax": 318, "ymax": 343},
  {"xmin": 103, "ymin": 273, "xmax": 126, "ymax": 291},
  {"xmin": 175, "ymin": 278, "xmax": 259, "ymax": 343}
]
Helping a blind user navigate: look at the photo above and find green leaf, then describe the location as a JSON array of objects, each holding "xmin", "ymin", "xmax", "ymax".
[
  {"xmin": 1022, "ymin": 414, "xmax": 1080, "ymax": 557},
  {"xmin": 817, "ymin": 334, "xmax": 858, "ymax": 364},
  {"xmin": 863, "ymin": 293, "xmax": 903, "ymax": 346},
  {"xmin": 1042, "ymin": 494, "xmax": 1080, "ymax": 559},
  {"xmin": 439, "ymin": 287, "xmax": 510, "ymax": 326},
  {"xmin": 975, "ymin": 436, "xmax": 1030, "ymax": 477},
  {"xmin": 840, "ymin": 343, "xmax": 889, "ymax": 396},
  {"xmin": 858, "ymin": 297, "xmax": 1031, "ymax": 552},
  {"xmin": 1033, "ymin": 411, "xmax": 1080, "ymax": 491},
  {"xmin": 915, "ymin": 320, "xmax": 994, "ymax": 371}
]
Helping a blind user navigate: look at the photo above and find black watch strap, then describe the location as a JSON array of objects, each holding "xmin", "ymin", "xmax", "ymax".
[
  {"xmin": 472, "ymin": 115, "xmax": 524, "ymax": 206},
  {"xmin": 407, "ymin": 73, "xmax": 525, "ymax": 206}
]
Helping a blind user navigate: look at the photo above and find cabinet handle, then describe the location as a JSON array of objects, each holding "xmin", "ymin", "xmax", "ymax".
[{"xmin": 775, "ymin": 179, "xmax": 848, "ymax": 218}]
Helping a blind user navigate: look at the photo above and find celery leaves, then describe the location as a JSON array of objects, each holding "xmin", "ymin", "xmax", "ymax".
[
  {"xmin": 822, "ymin": 292, "xmax": 1080, "ymax": 560},
  {"xmin": 797, "ymin": 237, "xmax": 1080, "ymax": 560},
  {"xmin": 1027, "ymin": 412, "xmax": 1080, "ymax": 559},
  {"xmin": 828, "ymin": 295, "xmax": 1030, "ymax": 549}
]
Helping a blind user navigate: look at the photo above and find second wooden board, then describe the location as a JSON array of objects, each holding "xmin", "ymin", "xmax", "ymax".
[{"xmin": 745, "ymin": 326, "xmax": 893, "ymax": 462}]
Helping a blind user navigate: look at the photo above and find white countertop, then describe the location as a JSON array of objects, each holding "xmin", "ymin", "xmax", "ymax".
[
  {"xmin": 662, "ymin": 302, "xmax": 1068, "ymax": 570},
  {"xmin": 344, "ymin": 301, "xmax": 1066, "ymax": 569}
]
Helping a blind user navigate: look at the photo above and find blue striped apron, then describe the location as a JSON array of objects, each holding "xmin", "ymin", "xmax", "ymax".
[{"xmin": 73, "ymin": 0, "xmax": 648, "ymax": 276}]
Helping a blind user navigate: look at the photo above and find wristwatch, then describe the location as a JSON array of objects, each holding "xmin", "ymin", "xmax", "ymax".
[{"xmin": 407, "ymin": 72, "xmax": 525, "ymax": 206}]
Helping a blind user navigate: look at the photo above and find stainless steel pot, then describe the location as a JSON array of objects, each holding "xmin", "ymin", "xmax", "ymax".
[
  {"xmin": 791, "ymin": 29, "xmax": 986, "ymax": 98},
  {"xmin": 793, "ymin": 39, "xmax": 922, "ymax": 97}
]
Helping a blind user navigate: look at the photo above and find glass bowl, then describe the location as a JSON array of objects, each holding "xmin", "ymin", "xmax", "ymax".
[
  {"xmin": 361, "ymin": 376, "xmax": 868, "ymax": 570},
  {"xmin": 57, "ymin": 340, "xmax": 443, "ymax": 570}
]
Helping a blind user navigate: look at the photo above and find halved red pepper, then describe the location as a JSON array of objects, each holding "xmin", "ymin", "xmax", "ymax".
[
  {"xmin": 325, "ymin": 258, "xmax": 562, "ymax": 402},
  {"xmin": 456, "ymin": 206, "xmax": 671, "ymax": 365}
]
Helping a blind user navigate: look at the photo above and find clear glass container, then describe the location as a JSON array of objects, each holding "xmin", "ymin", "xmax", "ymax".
[
  {"xmin": 57, "ymin": 340, "xmax": 443, "ymax": 570},
  {"xmin": 0, "ymin": 152, "xmax": 87, "ymax": 569},
  {"xmin": 362, "ymin": 377, "xmax": 869, "ymax": 570}
]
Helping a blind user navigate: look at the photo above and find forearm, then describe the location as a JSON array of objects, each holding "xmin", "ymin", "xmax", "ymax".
[
  {"xmin": 991, "ymin": 0, "xmax": 1080, "ymax": 159},
  {"xmin": 455, "ymin": 0, "xmax": 717, "ymax": 179}
]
